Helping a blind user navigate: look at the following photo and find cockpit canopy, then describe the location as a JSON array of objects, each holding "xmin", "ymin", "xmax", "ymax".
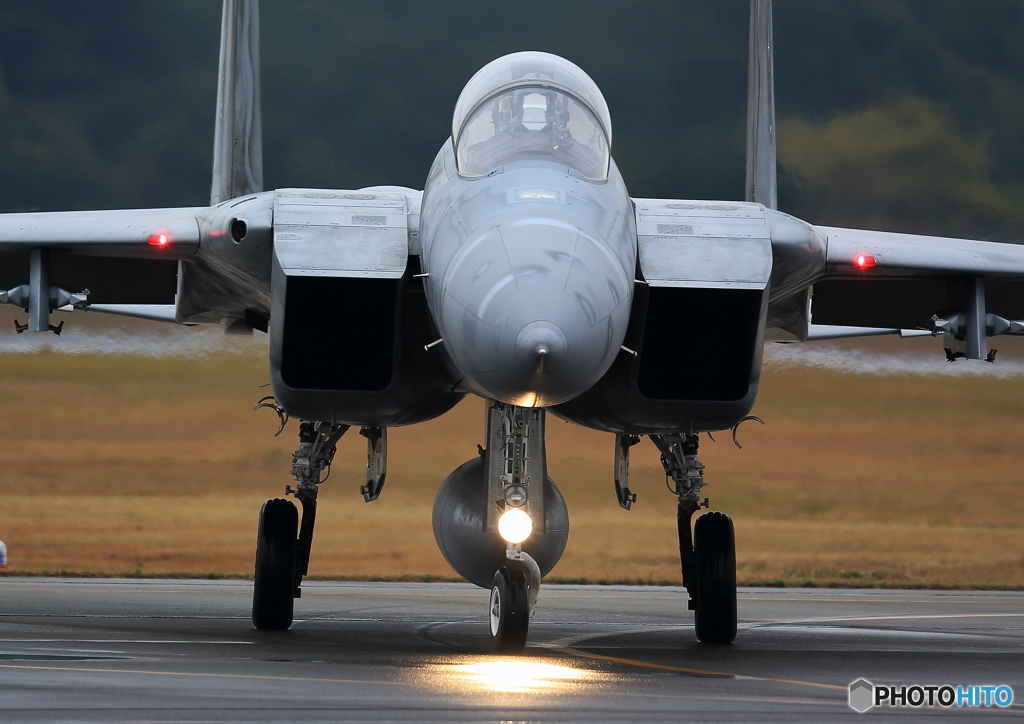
[{"xmin": 452, "ymin": 52, "xmax": 612, "ymax": 181}]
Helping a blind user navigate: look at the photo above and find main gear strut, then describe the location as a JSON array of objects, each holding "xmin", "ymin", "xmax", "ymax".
[
  {"xmin": 285, "ymin": 420, "xmax": 350, "ymax": 596},
  {"xmin": 649, "ymin": 433, "xmax": 708, "ymax": 602},
  {"xmin": 253, "ymin": 419, "xmax": 348, "ymax": 630}
]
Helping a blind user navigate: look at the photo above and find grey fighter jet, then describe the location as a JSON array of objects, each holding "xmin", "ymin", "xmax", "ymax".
[{"xmin": 2, "ymin": 0, "xmax": 1023, "ymax": 653}]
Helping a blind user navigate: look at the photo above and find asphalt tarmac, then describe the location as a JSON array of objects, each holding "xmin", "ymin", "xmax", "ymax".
[{"xmin": 1, "ymin": 578, "xmax": 1022, "ymax": 722}]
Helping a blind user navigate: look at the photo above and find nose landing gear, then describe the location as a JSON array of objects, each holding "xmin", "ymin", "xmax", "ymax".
[{"xmin": 482, "ymin": 402, "xmax": 549, "ymax": 653}]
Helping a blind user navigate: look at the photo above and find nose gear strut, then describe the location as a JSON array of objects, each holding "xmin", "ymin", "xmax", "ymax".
[{"xmin": 483, "ymin": 402, "xmax": 548, "ymax": 652}]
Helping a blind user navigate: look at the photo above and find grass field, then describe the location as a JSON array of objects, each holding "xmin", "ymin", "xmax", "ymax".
[{"xmin": 2, "ymin": 312, "xmax": 1024, "ymax": 589}]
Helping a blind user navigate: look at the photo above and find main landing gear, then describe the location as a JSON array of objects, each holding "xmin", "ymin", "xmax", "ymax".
[
  {"xmin": 647, "ymin": 433, "xmax": 737, "ymax": 644},
  {"xmin": 251, "ymin": 419, "xmax": 388, "ymax": 631},
  {"xmin": 252, "ymin": 420, "xmax": 348, "ymax": 630}
]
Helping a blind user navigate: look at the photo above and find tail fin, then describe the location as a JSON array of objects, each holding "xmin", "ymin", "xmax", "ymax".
[
  {"xmin": 210, "ymin": 0, "xmax": 263, "ymax": 205},
  {"xmin": 744, "ymin": 0, "xmax": 777, "ymax": 210}
]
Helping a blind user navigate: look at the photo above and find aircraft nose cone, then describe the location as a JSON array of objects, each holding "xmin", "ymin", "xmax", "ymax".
[
  {"xmin": 515, "ymin": 321, "xmax": 568, "ymax": 373},
  {"xmin": 438, "ymin": 215, "xmax": 633, "ymax": 407}
]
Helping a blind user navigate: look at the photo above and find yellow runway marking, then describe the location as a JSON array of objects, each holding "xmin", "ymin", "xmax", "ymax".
[
  {"xmin": 0, "ymin": 589, "xmax": 250, "ymax": 595},
  {"xmin": 745, "ymin": 612, "xmax": 1024, "ymax": 626},
  {"xmin": 0, "ymin": 663, "xmax": 419, "ymax": 687},
  {"xmin": 555, "ymin": 636, "xmax": 1024, "ymax": 710},
  {"xmin": 553, "ymin": 647, "xmax": 846, "ymax": 691},
  {"xmin": 739, "ymin": 597, "xmax": 1024, "ymax": 605},
  {"xmin": 8, "ymin": 661, "xmax": 1011, "ymax": 709},
  {"xmin": 0, "ymin": 662, "xmax": 849, "ymax": 708}
]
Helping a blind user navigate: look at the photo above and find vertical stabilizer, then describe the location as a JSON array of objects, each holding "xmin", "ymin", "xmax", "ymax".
[
  {"xmin": 210, "ymin": 0, "xmax": 263, "ymax": 205},
  {"xmin": 745, "ymin": 0, "xmax": 777, "ymax": 210}
]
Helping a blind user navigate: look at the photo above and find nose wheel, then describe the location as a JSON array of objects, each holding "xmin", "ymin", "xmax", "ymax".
[{"xmin": 489, "ymin": 565, "xmax": 530, "ymax": 653}]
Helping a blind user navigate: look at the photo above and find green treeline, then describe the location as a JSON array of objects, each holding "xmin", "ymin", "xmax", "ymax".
[{"xmin": 1, "ymin": 0, "xmax": 1023, "ymax": 241}]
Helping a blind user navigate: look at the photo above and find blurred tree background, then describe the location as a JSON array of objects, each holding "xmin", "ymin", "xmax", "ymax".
[{"xmin": 1, "ymin": 0, "xmax": 1023, "ymax": 241}]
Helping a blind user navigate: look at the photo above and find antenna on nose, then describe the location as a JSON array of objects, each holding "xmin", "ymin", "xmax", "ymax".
[{"xmin": 745, "ymin": 0, "xmax": 777, "ymax": 210}]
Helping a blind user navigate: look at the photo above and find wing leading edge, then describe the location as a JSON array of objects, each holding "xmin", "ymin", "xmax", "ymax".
[{"xmin": 0, "ymin": 207, "xmax": 203, "ymax": 259}]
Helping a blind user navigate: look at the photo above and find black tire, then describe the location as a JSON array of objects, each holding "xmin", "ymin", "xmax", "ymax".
[
  {"xmin": 692, "ymin": 511, "xmax": 737, "ymax": 644},
  {"xmin": 489, "ymin": 566, "xmax": 530, "ymax": 653},
  {"xmin": 252, "ymin": 498, "xmax": 298, "ymax": 631}
]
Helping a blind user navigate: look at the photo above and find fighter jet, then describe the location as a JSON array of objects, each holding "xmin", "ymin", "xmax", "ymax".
[{"xmin": 2, "ymin": 0, "xmax": 1023, "ymax": 653}]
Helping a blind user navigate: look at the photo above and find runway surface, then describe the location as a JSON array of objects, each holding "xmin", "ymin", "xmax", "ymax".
[{"xmin": 1, "ymin": 579, "xmax": 1023, "ymax": 722}]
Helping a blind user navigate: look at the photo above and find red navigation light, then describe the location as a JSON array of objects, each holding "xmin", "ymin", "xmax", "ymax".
[
  {"xmin": 855, "ymin": 253, "xmax": 875, "ymax": 269},
  {"xmin": 148, "ymin": 232, "xmax": 171, "ymax": 248}
]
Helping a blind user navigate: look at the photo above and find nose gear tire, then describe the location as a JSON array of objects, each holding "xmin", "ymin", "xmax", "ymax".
[
  {"xmin": 692, "ymin": 511, "xmax": 737, "ymax": 644},
  {"xmin": 252, "ymin": 498, "xmax": 299, "ymax": 631},
  {"xmin": 489, "ymin": 565, "xmax": 530, "ymax": 653}
]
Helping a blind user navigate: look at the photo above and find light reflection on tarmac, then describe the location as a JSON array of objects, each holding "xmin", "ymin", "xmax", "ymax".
[
  {"xmin": 446, "ymin": 660, "xmax": 594, "ymax": 692},
  {"xmin": 0, "ymin": 579, "xmax": 1022, "ymax": 722}
]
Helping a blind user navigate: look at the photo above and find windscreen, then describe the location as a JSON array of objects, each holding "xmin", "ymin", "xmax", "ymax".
[{"xmin": 456, "ymin": 85, "xmax": 609, "ymax": 180}]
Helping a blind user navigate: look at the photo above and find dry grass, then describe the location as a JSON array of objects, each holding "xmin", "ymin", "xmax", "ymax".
[{"xmin": 2, "ymin": 316, "xmax": 1024, "ymax": 588}]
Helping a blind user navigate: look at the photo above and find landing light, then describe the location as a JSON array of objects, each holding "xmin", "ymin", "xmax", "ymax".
[
  {"xmin": 498, "ymin": 508, "xmax": 533, "ymax": 544},
  {"xmin": 855, "ymin": 253, "xmax": 875, "ymax": 269},
  {"xmin": 148, "ymin": 232, "xmax": 171, "ymax": 248}
]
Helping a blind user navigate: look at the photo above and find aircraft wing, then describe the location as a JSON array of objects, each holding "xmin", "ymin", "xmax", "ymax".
[
  {"xmin": 0, "ymin": 207, "xmax": 205, "ymax": 320},
  {"xmin": 811, "ymin": 226, "xmax": 1024, "ymax": 335},
  {"xmin": 0, "ymin": 207, "xmax": 203, "ymax": 259},
  {"xmin": 819, "ymin": 226, "xmax": 1024, "ymax": 279}
]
